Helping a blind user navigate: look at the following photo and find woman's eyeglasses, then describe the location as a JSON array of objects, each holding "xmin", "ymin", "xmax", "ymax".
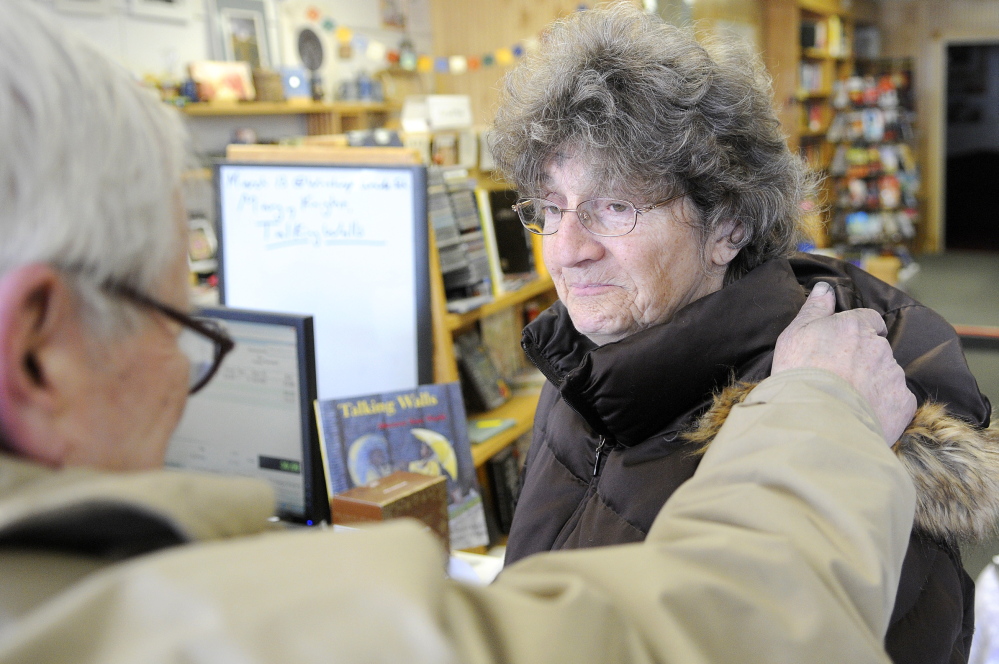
[{"xmin": 513, "ymin": 192, "xmax": 686, "ymax": 237}]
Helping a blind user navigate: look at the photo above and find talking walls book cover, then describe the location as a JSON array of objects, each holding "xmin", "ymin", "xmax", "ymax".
[{"xmin": 316, "ymin": 382, "xmax": 489, "ymax": 550}]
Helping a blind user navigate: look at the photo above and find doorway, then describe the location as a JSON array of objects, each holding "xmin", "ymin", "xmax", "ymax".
[{"xmin": 945, "ymin": 42, "xmax": 999, "ymax": 250}]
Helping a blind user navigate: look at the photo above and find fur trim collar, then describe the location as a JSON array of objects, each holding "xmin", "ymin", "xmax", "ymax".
[{"xmin": 685, "ymin": 382, "xmax": 999, "ymax": 543}]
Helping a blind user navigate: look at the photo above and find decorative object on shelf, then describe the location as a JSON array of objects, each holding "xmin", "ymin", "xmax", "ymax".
[
  {"xmin": 251, "ymin": 68, "xmax": 284, "ymax": 101},
  {"xmin": 278, "ymin": 65, "xmax": 310, "ymax": 100},
  {"xmin": 187, "ymin": 216, "xmax": 218, "ymax": 274},
  {"xmin": 279, "ymin": 1, "xmax": 337, "ymax": 102},
  {"xmin": 209, "ymin": 0, "xmax": 275, "ymax": 69},
  {"xmin": 129, "ymin": 0, "xmax": 192, "ymax": 22},
  {"xmin": 222, "ymin": 9, "xmax": 269, "ymax": 68},
  {"xmin": 298, "ymin": 27, "xmax": 326, "ymax": 101},
  {"xmin": 188, "ymin": 60, "xmax": 256, "ymax": 102},
  {"xmin": 316, "ymin": 382, "xmax": 489, "ymax": 550},
  {"xmin": 380, "ymin": 0, "xmax": 407, "ymax": 30}
]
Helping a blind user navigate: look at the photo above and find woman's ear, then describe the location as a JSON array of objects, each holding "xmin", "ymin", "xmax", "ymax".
[{"xmin": 710, "ymin": 220, "xmax": 745, "ymax": 267}]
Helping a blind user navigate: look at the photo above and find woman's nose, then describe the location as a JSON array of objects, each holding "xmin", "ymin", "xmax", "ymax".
[{"xmin": 544, "ymin": 210, "xmax": 605, "ymax": 267}]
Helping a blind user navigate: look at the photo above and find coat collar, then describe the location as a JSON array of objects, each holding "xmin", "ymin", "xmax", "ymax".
[{"xmin": 522, "ymin": 258, "xmax": 806, "ymax": 447}]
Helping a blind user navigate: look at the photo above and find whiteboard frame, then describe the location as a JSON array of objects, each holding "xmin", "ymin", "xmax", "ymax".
[{"xmin": 214, "ymin": 162, "xmax": 433, "ymax": 399}]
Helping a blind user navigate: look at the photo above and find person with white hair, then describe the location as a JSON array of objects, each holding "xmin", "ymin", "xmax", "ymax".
[{"xmin": 0, "ymin": 2, "xmax": 918, "ymax": 662}]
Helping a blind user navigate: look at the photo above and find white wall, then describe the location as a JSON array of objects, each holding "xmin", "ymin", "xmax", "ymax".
[
  {"xmin": 33, "ymin": 0, "xmax": 433, "ymax": 82},
  {"xmin": 32, "ymin": 0, "xmax": 435, "ymax": 154}
]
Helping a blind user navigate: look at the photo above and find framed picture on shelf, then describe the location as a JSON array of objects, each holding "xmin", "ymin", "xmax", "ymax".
[
  {"xmin": 129, "ymin": 0, "xmax": 193, "ymax": 22},
  {"xmin": 209, "ymin": 0, "xmax": 275, "ymax": 69},
  {"xmin": 54, "ymin": 0, "xmax": 113, "ymax": 15},
  {"xmin": 221, "ymin": 8, "xmax": 269, "ymax": 69},
  {"xmin": 188, "ymin": 60, "xmax": 256, "ymax": 101}
]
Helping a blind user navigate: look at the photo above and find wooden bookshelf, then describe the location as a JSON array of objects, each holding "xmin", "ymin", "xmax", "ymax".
[
  {"xmin": 765, "ymin": 0, "xmax": 854, "ymax": 247},
  {"xmin": 180, "ymin": 100, "xmax": 396, "ymax": 116},
  {"xmin": 429, "ymin": 213, "xmax": 556, "ymax": 469},
  {"xmin": 179, "ymin": 100, "xmax": 399, "ymax": 135},
  {"xmin": 444, "ymin": 276, "xmax": 554, "ymax": 331},
  {"xmin": 469, "ymin": 394, "xmax": 540, "ymax": 468}
]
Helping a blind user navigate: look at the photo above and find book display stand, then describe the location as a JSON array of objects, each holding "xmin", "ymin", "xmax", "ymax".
[{"xmin": 827, "ymin": 61, "xmax": 920, "ymax": 252}]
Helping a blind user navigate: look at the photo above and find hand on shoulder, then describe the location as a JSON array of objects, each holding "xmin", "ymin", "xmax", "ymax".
[{"xmin": 772, "ymin": 282, "xmax": 916, "ymax": 444}]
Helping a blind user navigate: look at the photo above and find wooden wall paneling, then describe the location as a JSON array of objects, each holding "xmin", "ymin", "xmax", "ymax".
[
  {"xmin": 689, "ymin": 0, "xmax": 766, "ymax": 53},
  {"xmin": 764, "ymin": 0, "xmax": 803, "ymax": 151},
  {"xmin": 429, "ymin": 0, "xmax": 641, "ymax": 126}
]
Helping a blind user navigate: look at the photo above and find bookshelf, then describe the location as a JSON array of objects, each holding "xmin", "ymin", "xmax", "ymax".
[
  {"xmin": 179, "ymin": 100, "xmax": 399, "ymax": 135},
  {"xmin": 444, "ymin": 276, "xmax": 554, "ymax": 332},
  {"xmin": 826, "ymin": 60, "xmax": 919, "ymax": 274},
  {"xmin": 468, "ymin": 394, "xmax": 542, "ymax": 467},
  {"xmin": 765, "ymin": 0, "xmax": 854, "ymax": 246},
  {"xmin": 431, "ymin": 259, "xmax": 554, "ymax": 471},
  {"xmin": 429, "ymin": 210, "xmax": 555, "ymax": 470}
]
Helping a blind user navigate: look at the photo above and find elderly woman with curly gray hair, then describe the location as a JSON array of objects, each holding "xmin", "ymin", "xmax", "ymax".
[{"xmin": 491, "ymin": 5, "xmax": 999, "ymax": 663}]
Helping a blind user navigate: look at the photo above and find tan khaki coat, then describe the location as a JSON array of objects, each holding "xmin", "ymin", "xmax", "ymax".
[{"xmin": 0, "ymin": 370, "xmax": 914, "ymax": 664}]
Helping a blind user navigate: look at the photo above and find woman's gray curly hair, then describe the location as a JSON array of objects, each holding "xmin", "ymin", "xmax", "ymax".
[{"xmin": 489, "ymin": 3, "xmax": 814, "ymax": 280}]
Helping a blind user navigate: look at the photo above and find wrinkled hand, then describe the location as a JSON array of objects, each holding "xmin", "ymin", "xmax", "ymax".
[{"xmin": 772, "ymin": 282, "xmax": 916, "ymax": 445}]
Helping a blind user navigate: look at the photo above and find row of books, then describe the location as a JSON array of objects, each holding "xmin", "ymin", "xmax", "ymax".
[
  {"xmin": 829, "ymin": 143, "xmax": 918, "ymax": 179},
  {"xmin": 799, "ymin": 62, "xmax": 826, "ymax": 94},
  {"xmin": 428, "ymin": 167, "xmax": 538, "ymax": 314},
  {"xmin": 428, "ymin": 167, "xmax": 494, "ymax": 306},
  {"xmin": 834, "ymin": 173, "xmax": 920, "ymax": 211},
  {"xmin": 827, "ymin": 108, "xmax": 915, "ymax": 144},
  {"xmin": 832, "ymin": 73, "xmax": 912, "ymax": 110},
  {"xmin": 800, "ymin": 15, "xmax": 846, "ymax": 57},
  {"xmin": 825, "ymin": 63, "xmax": 920, "ymax": 250},
  {"xmin": 837, "ymin": 209, "xmax": 917, "ymax": 244}
]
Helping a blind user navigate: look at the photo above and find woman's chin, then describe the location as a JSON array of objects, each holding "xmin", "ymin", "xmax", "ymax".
[{"xmin": 568, "ymin": 314, "xmax": 629, "ymax": 346}]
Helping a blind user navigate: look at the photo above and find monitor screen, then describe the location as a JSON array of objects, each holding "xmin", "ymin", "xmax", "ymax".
[
  {"xmin": 215, "ymin": 162, "xmax": 432, "ymax": 400},
  {"xmin": 165, "ymin": 306, "xmax": 328, "ymax": 525}
]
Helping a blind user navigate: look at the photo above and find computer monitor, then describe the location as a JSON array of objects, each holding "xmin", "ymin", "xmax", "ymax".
[{"xmin": 165, "ymin": 306, "xmax": 329, "ymax": 525}]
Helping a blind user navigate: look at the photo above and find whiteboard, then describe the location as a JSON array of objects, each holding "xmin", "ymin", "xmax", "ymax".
[{"xmin": 216, "ymin": 162, "xmax": 432, "ymax": 400}]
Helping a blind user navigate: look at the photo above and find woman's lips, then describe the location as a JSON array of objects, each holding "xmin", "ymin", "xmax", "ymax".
[{"xmin": 567, "ymin": 282, "xmax": 615, "ymax": 295}]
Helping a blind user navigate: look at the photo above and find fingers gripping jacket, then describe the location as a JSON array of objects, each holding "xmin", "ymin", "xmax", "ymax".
[{"xmin": 684, "ymin": 381, "xmax": 999, "ymax": 544}]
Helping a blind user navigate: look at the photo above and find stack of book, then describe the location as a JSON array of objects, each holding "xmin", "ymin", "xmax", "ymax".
[{"xmin": 428, "ymin": 166, "xmax": 494, "ymax": 312}]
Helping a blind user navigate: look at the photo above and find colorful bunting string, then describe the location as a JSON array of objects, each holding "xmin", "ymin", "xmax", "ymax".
[{"xmin": 292, "ymin": 3, "xmax": 579, "ymax": 74}]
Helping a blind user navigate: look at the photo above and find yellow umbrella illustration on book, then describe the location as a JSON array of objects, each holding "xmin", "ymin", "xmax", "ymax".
[{"xmin": 408, "ymin": 428, "xmax": 458, "ymax": 481}]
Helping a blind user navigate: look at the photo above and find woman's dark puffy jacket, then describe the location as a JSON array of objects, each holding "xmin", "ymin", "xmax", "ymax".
[{"xmin": 507, "ymin": 253, "xmax": 999, "ymax": 664}]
